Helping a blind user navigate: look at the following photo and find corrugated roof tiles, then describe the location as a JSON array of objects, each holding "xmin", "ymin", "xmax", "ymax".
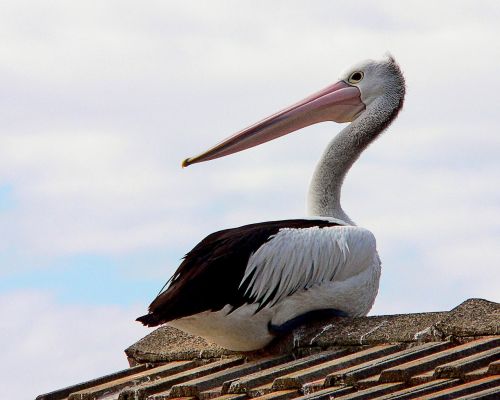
[{"xmin": 37, "ymin": 299, "xmax": 500, "ymax": 400}]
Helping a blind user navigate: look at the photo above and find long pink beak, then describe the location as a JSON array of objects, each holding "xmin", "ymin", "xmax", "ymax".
[{"xmin": 182, "ymin": 80, "xmax": 364, "ymax": 167}]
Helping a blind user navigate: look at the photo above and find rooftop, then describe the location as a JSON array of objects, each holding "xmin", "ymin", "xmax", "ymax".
[{"xmin": 37, "ymin": 298, "xmax": 500, "ymax": 400}]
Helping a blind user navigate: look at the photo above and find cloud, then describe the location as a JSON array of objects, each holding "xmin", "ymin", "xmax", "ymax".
[
  {"xmin": 0, "ymin": 289, "xmax": 147, "ymax": 400},
  {"xmin": 0, "ymin": 0, "xmax": 499, "ymax": 292}
]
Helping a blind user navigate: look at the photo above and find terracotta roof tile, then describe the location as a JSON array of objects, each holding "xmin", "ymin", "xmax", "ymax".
[
  {"xmin": 488, "ymin": 359, "xmax": 500, "ymax": 374},
  {"xmin": 378, "ymin": 337, "xmax": 499, "ymax": 383},
  {"xmin": 226, "ymin": 349, "xmax": 348, "ymax": 394},
  {"xmin": 325, "ymin": 341, "xmax": 450, "ymax": 386},
  {"xmin": 250, "ymin": 390, "xmax": 297, "ymax": 400},
  {"xmin": 68, "ymin": 361, "xmax": 197, "ymax": 400},
  {"xmin": 418, "ymin": 375, "xmax": 500, "ymax": 399},
  {"xmin": 433, "ymin": 346, "xmax": 500, "ymax": 379},
  {"xmin": 117, "ymin": 358, "xmax": 244, "ymax": 400},
  {"xmin": 376, "ymin": 378, "xmax": 458, "ymax": 399},
  {"xmin": 169, "ymin": 356, "xmax": 289, "ymax": 397},
  {"xmin": 293, "ymin": 385, "xmax": 354, "ymax": 399},
  {"xmin": 271, "ymin": 344, "xmax": 401, "ymax": 390},
  {"xmin": 330, "ymin": 382, "xmax": 406, "ymax": 399}
]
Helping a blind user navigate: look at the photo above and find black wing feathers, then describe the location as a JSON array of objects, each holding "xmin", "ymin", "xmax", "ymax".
[{"xmin": 137, "ymin": 219, "xmax": 338, "ymax": 326}]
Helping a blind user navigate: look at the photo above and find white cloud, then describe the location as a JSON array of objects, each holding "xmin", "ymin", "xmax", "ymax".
[
  {"xmin": 0, "ymin": 289, "xmax": 147, "ymax": 400},
  {"xmin": 0, "ymin": 0, "xmax": 498, "ymax": 290}
]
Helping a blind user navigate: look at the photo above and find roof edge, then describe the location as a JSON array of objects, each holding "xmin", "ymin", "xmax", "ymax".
[{"xmin": 125, "ymin": 298, "xmax": 499, "ymax": 365}]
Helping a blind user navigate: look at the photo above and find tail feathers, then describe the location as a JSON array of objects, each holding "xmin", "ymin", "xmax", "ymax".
[{"xmin": 136, "ymin": 313, "xmax": 163, "ymax": 327}]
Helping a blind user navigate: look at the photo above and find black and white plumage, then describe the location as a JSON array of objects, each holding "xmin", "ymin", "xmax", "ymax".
[{"xmin": 137, "ymin": 56, "xmax": 406, "ymax": 351}]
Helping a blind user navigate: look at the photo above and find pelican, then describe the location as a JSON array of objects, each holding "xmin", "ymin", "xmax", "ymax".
[{"xmin": 137, "ymin": 56, "xmax": 406, "ymax": 351}]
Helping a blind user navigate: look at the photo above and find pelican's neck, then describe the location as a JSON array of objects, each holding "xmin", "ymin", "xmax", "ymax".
[{"xmin": 307, "ymin": 97, "xmax": 401, "ymax": 224}]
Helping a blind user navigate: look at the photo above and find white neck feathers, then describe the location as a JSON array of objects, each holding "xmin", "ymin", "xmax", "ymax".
[{"xmin": 307, "ymin": 94, "xmax": 403, "ymax": 224}]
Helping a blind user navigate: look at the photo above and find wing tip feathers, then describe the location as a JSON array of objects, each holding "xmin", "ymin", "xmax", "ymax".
[{"xmin": 136, "ymin": 313, "xmax": 162, "ymax": 327}]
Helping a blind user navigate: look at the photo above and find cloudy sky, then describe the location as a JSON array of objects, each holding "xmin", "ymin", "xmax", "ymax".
[{"xmin": 1, "ymin": 1, "xmax": 499, "ymax": 398}]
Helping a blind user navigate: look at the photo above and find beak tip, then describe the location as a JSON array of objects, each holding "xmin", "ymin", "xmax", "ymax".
[{"xmin": 181, "ymin": 158, "xmax": 191, "ymax": 168}]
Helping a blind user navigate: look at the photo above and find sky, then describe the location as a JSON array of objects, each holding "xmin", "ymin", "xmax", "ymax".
[{"xmin": 1, "ymin": 1, "xmax": 499, "ymax": 398}]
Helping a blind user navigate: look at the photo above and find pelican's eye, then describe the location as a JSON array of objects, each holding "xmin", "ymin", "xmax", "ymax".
[{"xmin": 348, "ymin": 71, "xmax": 364, "ymax": 84}]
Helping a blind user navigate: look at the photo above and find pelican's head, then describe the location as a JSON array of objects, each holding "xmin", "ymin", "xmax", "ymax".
[
  {"xmin": 183, "ymin": 55, "xmax": 405, "ymax": 167},
  {"xmin": 339, "ymin": 55, "xmax": 405, "ymax": 112}
]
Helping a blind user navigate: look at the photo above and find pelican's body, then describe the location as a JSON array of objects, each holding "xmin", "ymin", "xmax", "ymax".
[{"xmin": 138, "ymin": 56, "xmax": 405, "ymax": 351}]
